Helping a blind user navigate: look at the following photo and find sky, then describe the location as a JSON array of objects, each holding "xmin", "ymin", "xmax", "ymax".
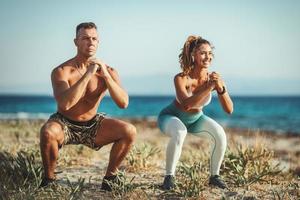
[{"xmin": 0, "ymin": 0, "xmax": 299, "ymax": 96}]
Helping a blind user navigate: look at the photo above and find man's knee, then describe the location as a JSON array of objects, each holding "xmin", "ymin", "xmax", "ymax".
[
  {"xmin": 40, "ymin": 122, "xmax": 63, "ymax": 143},
  {"xmin": 123, "ymin": 123, "xmax": 137, "ymax": 143}
]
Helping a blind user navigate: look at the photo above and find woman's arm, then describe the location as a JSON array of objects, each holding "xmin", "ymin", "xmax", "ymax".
[
  {"xmin": 174, "ymin": 74, "xmax": 215, "ymax": 111},
  {"xmin": 217, "ymin": 87, "xmax": 233, "ymax": 114},
  {"xmin": 210, "ymin": 72, "xmax": 233, "ymax": 114}
]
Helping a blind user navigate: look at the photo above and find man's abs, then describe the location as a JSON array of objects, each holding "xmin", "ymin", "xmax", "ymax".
[{"xmin": 58, "ymin": 98, "xmax": 102, "ymax": 122}]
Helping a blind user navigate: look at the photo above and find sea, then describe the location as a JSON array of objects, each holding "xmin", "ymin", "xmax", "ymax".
[{"xmin": 0, "ymin": 95, "xmax": 299, "ymax": 135}]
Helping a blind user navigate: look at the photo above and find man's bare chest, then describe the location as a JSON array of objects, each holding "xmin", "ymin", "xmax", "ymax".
[{"xmin": 69, "ymin": 76, "xmax": 107, "ymax": 100}]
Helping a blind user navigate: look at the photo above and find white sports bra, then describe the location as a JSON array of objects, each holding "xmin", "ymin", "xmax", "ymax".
[
  {"xmin": 186, "ymin": 75, "xmax": 212, "ymax": 108},
  {"xmin": 187, "ymin": 90, "xmax": 212, "ymax": 109}
]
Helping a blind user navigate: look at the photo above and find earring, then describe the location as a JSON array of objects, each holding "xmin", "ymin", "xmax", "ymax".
[{"xmin": 192, "ymin": 56, "xmax": 194, "ymax": 63}]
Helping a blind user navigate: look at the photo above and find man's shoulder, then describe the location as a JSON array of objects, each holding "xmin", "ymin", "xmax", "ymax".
[
  {"xmin": 52, "ymin": 59, "xmax": 74, "ymax": 74},
  {"xmin": 52, "ymin": 59, "xmax": 74, "ymax": 78}
]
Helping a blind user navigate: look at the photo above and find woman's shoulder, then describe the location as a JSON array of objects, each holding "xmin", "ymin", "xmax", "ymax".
[
  {"xmin": 174, "ymin": 72, "xmax": 188, "ymax": 80},
  {"xmin": 174, "ymin": 72, "xmax": 189, "ymax": 86}
]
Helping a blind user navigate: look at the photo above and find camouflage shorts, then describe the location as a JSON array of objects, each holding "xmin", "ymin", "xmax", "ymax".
[{"xmin": 48, "ymin": 112, "xmax": 105, "ymax": 150}]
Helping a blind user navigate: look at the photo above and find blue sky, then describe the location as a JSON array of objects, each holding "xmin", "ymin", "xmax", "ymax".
[{"xmin": 0, "ymin": 0, "xmax": 299, "ymax": 96}]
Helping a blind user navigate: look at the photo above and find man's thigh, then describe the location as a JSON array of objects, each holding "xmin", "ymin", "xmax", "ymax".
[{"xmin": 94, "ymin": 117, "xmax": 133, "ymax": 147}]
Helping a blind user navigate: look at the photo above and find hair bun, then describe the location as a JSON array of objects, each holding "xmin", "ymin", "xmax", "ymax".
[{"xmin": 187, "ymin": 35, "xmax": 197, "ymax": 43}]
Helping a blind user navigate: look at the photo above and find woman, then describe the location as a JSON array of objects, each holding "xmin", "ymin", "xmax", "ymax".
[{"xmin": 157, "ymin": 35, "xmax": 233, "ymax": 190}]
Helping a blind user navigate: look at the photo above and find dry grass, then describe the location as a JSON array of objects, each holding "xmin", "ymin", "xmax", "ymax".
[
  {"xmin": 222, "ymin": 144, "xmax": 282, "ymax": 186},
  {"xmin": 126, "ymin": 143, "xmax": 161, "ymax": 172},
  {"xmin": 0, "ymin": 150, "xmax": 88, "ymax": 200},
  {"xmin": 0, "ymin": 119, "xmax": 299, "ymax": 199}
]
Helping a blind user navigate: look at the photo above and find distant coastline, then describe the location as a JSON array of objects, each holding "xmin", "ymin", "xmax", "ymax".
[{"xmin": 0, "ymin": 95, "xmax": 299, "ymax": 134}]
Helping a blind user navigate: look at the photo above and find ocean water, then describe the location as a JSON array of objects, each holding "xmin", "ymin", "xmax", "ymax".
[{"xmin": 0, "ymin": 95, "xmax": 299, "ymax": 134}]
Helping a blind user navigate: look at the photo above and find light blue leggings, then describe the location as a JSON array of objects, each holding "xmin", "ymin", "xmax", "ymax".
[{"xmin": 158, "ymin": 102, "xmax": 227, "ymax": 176}]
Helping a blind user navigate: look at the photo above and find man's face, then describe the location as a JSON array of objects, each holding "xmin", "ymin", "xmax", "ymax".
[{"xmin": 75, "ymin": 28, "xmax": 99, "ymax": 57}]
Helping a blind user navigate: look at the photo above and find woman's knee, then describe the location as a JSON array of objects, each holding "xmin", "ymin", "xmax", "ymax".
[
  {"xmin": 172, "ymin": 131, "xmax": 187, "ymax": 146},
  {"xmin": 165, "ymin": 117, "xmax": 186, "ymax": 133},
  {"xmin": 165, "ymin": 118, "xmax": 187, "ymax": 143},
  {"xmin": 212, "ymin": 125, "xmax": 227, "ymax": 149}
]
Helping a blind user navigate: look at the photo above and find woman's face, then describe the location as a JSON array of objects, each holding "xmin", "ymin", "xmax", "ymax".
[{"xmin": 193, "ymin": 43, "xmax": 213, "ymax": 69}]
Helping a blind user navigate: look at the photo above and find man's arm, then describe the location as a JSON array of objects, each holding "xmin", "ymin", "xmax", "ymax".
[
  {"xmin": 94, "ymin": 65, "xmax": 127, "ymax": 109},
  {"xmin": 103, "ymin": 67, "xmax": 129, "ymax": 108},
  {"xmin": 51, "ymin": 66, "xmax": 94, "ymax": 111},
  {"xmin": 88, "ymin": 58, "xmax": 128, "ymax": 108}
]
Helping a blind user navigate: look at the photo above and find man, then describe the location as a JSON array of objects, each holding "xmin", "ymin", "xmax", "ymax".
[{"xmin": 40, "ymin": 22, "xmax": 136, "ymax": 191}]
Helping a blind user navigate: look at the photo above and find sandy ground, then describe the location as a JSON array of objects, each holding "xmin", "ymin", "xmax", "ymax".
[{"xmin": 0, "ymin": 119, "xmax": 299, "ymax": 199}]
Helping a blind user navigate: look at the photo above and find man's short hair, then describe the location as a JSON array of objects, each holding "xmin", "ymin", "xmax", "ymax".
[{"xmin": 76, "ymin": 22, "xmax": 97, "ymax": 37}]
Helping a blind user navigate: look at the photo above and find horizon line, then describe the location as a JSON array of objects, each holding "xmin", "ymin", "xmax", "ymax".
[{"xmin": 0, "ymin": 93, "xmax": 300, "ymax": 97}]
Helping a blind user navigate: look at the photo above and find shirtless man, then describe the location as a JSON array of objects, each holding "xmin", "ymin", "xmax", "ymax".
[{"xmin": 40, "ymin": 22, "xmax": 136, "ymax": 191}]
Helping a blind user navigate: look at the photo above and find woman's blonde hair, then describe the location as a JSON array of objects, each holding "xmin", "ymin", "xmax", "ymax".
[{"xmin": 179, "ymin": 35, "xmax": 213, "ymax": 75}]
